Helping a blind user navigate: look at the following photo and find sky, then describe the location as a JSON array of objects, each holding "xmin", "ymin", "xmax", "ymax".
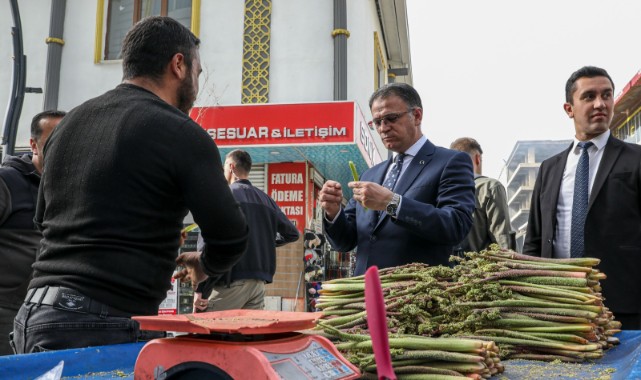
[{"xmin": 406, "ymin": 0, "xmax": 641, "ymax": 182}]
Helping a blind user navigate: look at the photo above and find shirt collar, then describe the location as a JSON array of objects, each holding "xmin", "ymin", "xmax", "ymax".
[
  {"xmin": 573, "ymin": 130, "xmax": 609, "ymax": 153},
  {"xmin": 393, "ymin": 135, "xmax": 427, "ymax": 160}
]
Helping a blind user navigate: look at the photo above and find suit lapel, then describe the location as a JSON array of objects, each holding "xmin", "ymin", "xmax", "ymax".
[
  {"xmin": 373, "ymin": 140, "xmax": 435, "ymax": 231},
  {"xmin": 370, "ymin": 160, "xmax": 392, "ymax": 227},
  {"xmin": 548, "ymin": 145, "xmax": 572, "ymax": 211},
  {"xmin": 589, "ymin": 136, "xmax": 621, "ymax": 210},
  {"xmin": 393, "ymin": 141, "xmax": 435, "ymax": 195}
]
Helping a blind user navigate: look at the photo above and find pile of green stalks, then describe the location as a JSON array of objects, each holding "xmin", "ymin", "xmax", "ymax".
[
  {"xmin": 315, "ymin": 246, "xmax": 621, "ymax": 370},
  {"xmin": 318, "ymin": 324, "xmax": 503, "ymax": 379}
]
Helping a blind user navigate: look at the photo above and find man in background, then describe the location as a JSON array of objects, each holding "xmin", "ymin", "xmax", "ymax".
[
  {"xmin": 0, "ymin": 110, "xmax": 64, "ymax": 355},
  {"xmin": 193, "ymin": 149, "xmax": 299, "ymax": 311},
  {"xmin": 12, "ymin": 17, "xmax": 248, "ymax": 353},
  {"xmin": 524, "ymin": 66, "xmax": 641, "ymax": 330},
  {"xmin": 320, "ymin": 83, "xmax": 475, "ymax": 275},
  {"xmin": 450, "ymin": 137, "xmax": 513, "ymax": 252}
]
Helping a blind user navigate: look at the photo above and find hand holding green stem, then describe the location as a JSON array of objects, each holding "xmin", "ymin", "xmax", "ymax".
[{"xmin": 349, "ymin": 161, "xmax": 367, "ymax": 210}]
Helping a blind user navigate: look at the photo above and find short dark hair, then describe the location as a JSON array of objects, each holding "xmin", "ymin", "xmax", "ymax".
[
  {"xmin": 227, "ymin": 149, "xmax": 252, "ymax": 174},
  {"xmin": 368, "ymin": 82, "xmax": 423, "ymax": 110},
  {"xmin": 121, "ymin": 16, "xmax": 200, "ymax": 81},
  {"xmin": 565, "ymin": 66, "xmax": 614, "ymax": 104},
  {"xmin": 31, "ymin": 110, "xmax": 66, "ymax": 141},
  {"xmin": 450, "ymin": 137, "xmax": 483, "ymax": 155}
]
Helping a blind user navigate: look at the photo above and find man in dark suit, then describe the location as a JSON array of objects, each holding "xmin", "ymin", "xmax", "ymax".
[
  {"xmin": 319, "ymin": 83, "xmax": 475, "ymax": 276},
  {"xmin": 523, "ymin": 66, "xmax": 641, "ymax": 330}
]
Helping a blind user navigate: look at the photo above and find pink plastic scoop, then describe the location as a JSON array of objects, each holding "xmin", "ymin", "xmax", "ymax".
[{"xmin": 365, "ymin": 266, "xmax": 397, "ymax": 380}]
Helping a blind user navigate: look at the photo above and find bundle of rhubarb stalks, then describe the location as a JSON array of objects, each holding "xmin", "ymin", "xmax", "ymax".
[
  {"xmin": 315, "ymin": 246, "xmax": 621, "ymax": 375},
  {"xmin": 318, "ymin": 324, "xmax": 503, "ymax": 379}
]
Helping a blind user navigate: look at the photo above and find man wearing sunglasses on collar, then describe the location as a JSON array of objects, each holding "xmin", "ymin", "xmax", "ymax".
[{"xmin": 319, "ymin": 83, "xmax": 475, "ymax": 275}]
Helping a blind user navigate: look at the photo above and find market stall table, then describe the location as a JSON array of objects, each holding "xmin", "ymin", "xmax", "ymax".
[{"xmin": 1, "ymin": 330, "xmax": 639, "ymax": 379}]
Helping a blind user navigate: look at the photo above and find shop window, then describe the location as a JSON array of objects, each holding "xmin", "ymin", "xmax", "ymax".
[{"xmin": 102, "ymin": 0, "xmax": 194, "ymax": 61}]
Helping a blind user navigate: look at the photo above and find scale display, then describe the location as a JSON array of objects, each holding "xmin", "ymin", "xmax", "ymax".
[{"xmin": 262, "ymin": 340, "xmax": 356, "ymax": 379}]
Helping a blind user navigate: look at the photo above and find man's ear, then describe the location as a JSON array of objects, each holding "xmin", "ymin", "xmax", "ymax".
[
  {"xmin": 563, "ymin": 102, "xmax": 574, "ymax": 118},
  {"xmin": 474, "ymin": 153, "xmax": 482, "ymax": 167},
  {"xmin": 29, "ymin": 137, "xmax": 38, "ymax": 155},
  {"xmin": 169, "ymin": 53, "xmax": 188, "ymax": 80}
]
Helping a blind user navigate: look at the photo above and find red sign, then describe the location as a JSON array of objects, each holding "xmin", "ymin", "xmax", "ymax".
[
  {"xmin": 268, "ymin": 162, "xmax": 307, "ymax": 233},
  {"xmin": 190, "ymin": 102, "xmax": 355, "ymax": 146}
]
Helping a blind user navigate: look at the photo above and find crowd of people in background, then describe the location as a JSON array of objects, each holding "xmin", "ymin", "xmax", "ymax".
[{"xmin": 0, "ymin": 16, "xmax": 639, "ymax": 357}]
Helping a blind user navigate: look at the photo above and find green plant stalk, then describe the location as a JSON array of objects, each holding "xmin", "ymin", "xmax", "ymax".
[
  {"xmin": 489, "ymin": 318, "xmax": 577, "ymax": 328},
  {"xmin": 486, "ymin": 257, "xmax": 594, "ymax": 273},
  {"xmin": 514, "ymin": 276, "xmax": 588, "ymax": 287},
  {"xmin": 505, "ymin": 312, "xmax": 591, "ymax": 324},
  {"xmin": 531, "ymin": 347, "xmax": 604, "ymax": 359},
  {"xmin": 461, "ymin": 335, "xmax": 599, "ymax": 352},
  {"xmin": 509, "ymin": 353, "xmax": 583, "ymax": 362},
  {"xmin": 522, "ymin": 294, "xmax": 595, "ymax": 305},
  {"xmin": 317, "ymin": 322, "xmax": 370, "ymax": 342},
  {"xmin": 391, "ymin": 366, "xmax": 465, "ymax": 377},
  {"xmin": 392, "ymin": 350, "xmax": 485, "ymax": 363},
  {"xmin": 420, "ymin": 361, "xmax": 487, "ymax": 373},
  {"xmin": 334, "ymin": 315, "xmax": 367, "ymax": 330},
  {"xmin": 484, "ymin": 250, "xmax": 600, "ymax": 267},
  {"xmin": 320, "ymin": 310, "xmax": 366, "ymax": 326},
  {"xmin": 395, "ymin": 374, "xmax": 470, "ymax": 380},
  {"xmin": 473, "ymin": 329, "xmax": 552, "ymax": 342},
  {"xmin": 512, "ymin": 325, "xmax": 596, "ymax": 333},
  {"xmin": 526, "ymin": 332, "xmax": 590, "ymax": 344},
  {"xmin": 459, "ymin": 299, "xmax": 601, "ymax": 313},
  {"xmin": 502, "ymin": 284, "xmax": 592, "ymax": 302},
  {"xmin": 316, "ymin": 297, "xmax": 366, "ymax": 307},
  {"xmin": 499, "ymin": 280, "xmax": 599, "ymax": 299},
  {"xmin": 363, "ymin": 361, "xmax": 466, "ymax": 376},
  {"xmin": 336, "ymin": 337, "xmax": 485, "ymax": 352},
  {"xmin": 477, "ymin": 306, "xmax": 599, "ymax": 319},
  {"xmin": 320, "ymin": 309, "xmax": 363, "ymax": 317}
]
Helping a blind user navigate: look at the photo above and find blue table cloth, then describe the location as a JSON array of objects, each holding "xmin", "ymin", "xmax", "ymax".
[{"xmin": 0, "ymin": 331, "xmax": 639, "ymax": 379}]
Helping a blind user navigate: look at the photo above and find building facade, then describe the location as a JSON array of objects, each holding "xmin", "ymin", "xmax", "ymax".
[
  {"xmin": 504, "ymin": 140, "xmax": 572, "ymax": 252},
  {"xmin": 0, "ymin": 0, "xmax": 413, "ymax": 312},
  {"xmin": 611, "ymin": 70, "xmax": 641, "ymax": 144}
]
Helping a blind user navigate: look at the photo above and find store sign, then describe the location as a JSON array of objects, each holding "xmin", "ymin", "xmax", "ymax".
[
  {"xmin": 354, "ymin": 105, "xmax": 383, "ymax": 166},
  {"xmin": 268, "ymin": 162, "xmax": 307, "ymax": 233},
  {"xmin": 190, "ymin": 102, "xmax": 354, "ymax": 146}
]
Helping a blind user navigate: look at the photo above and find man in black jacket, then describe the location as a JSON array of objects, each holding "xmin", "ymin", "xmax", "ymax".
[
  {"xmin": 524, "ymin": 66, "xmax": 641, "ymax": 330},
  {"xmin": 193, "ymin": 150, "xmax": 299, "ymax": 311},
  {"xmin": 12, "ymin": 17, "xmax": 248, "ymax": 354},
  {"xmin": 0, "ymin": 110, "xmax": 64, "ymax": 355}
]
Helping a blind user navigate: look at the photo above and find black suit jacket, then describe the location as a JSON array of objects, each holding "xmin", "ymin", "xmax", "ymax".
[{"xmin": 523, "ymin": 136, "xmax": 641, "ymax": 314}]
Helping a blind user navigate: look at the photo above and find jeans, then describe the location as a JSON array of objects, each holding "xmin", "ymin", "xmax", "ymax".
[
  {"xmin": 11, "ymin": 303, "xmax": 163, "ymax": 354},
  {"xmin": 0, "ymin": 306, "xmax": 18, "ymax": 355}
]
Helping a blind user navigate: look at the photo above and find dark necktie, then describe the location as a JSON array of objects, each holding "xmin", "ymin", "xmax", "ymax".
[
  {"xmin": 376, "ymin": 154, "xmax": 405, "ymax": 222},
  {"xmin": 382, "ymin": 154, "xmax": 405, "ymax": 191},
  {"xmin": 570, "ymin": 141, "xmax": 594, "ymax": 258}
]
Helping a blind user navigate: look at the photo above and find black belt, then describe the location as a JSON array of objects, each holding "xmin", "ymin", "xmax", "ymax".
[{"xmin": 25, "ymin": 286, "xmax": 131, "ymax": 318}]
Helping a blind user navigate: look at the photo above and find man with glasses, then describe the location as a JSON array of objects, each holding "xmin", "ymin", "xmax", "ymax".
[{"xmin": 319, "ymin": 83, "xmax": 475, "ymax": 275}]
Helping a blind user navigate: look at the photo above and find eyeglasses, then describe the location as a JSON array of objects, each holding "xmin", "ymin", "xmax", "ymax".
[{"xmin": 368, "ymin": 110, "xmax": 412, "ymax": 128}]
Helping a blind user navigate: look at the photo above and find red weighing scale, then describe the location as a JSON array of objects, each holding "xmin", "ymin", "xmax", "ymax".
[{"xmin": 132, "ymin": 310, "xmax": 360, "ymax": 380}]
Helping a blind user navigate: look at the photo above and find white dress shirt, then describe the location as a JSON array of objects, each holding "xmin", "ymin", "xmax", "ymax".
[{"xmin": 553, "ymin": 130, "xmax": 609, "ymax": 258}]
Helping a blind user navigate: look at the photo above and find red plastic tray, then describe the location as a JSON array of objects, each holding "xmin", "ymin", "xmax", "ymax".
[{"xmin": 133, "ymin": 310, "xmax": 323, "ymax": 335}]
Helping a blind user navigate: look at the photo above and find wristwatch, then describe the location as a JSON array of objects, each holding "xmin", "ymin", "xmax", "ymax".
[{"xmin": 386, "ymin": 193, "xmax": 401, "ymax": 218}]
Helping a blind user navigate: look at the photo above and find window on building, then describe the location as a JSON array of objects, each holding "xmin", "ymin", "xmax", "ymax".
[{"xmin": 104, "ymin": 0, "xmax": 192, "ymax": 61}]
